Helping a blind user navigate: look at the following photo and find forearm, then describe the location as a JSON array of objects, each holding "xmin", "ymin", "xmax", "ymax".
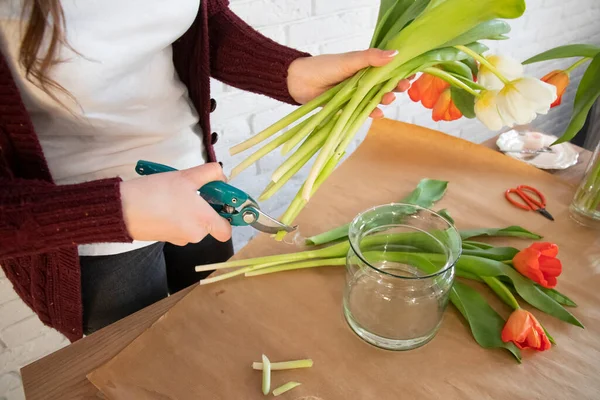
[
  {"xmin": 208, "ymin": 2, "xmax": 310, "ymax": 104},
  {"xmin": 0, "ymin": 177, "xmax": 132, "ymax": 259}
]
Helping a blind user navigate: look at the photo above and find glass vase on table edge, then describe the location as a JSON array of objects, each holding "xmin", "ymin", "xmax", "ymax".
[
  {"xmin": 343, "ymin": 204, "xmax": 462, "ymax": 351},
  {"xmin": 570, "ymin": 141, "xmax": 600, "ymax": 229}
]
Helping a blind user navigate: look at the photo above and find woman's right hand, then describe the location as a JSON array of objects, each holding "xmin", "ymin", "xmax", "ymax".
[{"xmin": 119, "ymin": 163, "xmax": 233, "ymax": 246}]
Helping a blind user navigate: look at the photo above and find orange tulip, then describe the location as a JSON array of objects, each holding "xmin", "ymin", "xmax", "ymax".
[
  {"xmin": 501, "ymin": 309, "xmax": 551, "ymax": 351},
  {"xmin": 432, "ymin": 89, "xmax": 463, "ymax": 122},
  {"xmin": 541, "ymin": 70, "xmax": 569, "ymax": 108},
  {"xmin": 513, "ymin": 242, "xmax": 562, "ymax": 289},
  {"xmin": 408, "ymin": 73, "xmax": 462, "ymax": 121}
]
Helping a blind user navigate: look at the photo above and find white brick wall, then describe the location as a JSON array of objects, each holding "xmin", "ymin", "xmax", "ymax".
[{"xmin": 2, "ymin": 1, "xmax": 600, "ymax": 397}]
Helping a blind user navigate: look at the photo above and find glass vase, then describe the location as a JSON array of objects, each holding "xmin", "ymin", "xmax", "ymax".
[
  {"xmin": 570, "ymin": 141, "xmax": 600, "ymax": 229},
  {"xmin": 343, "ymin": 204, "xmax": 462, "ymax": 351}
]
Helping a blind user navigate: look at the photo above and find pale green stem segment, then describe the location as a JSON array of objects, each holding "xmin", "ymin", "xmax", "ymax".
[
  {"xmin": 272, "ymin": 382, "xmax": 302, "ymax": 397},
  {"xmin": 303, "ymin": 68, "xmax": 413, "ymax": 200},
  {"xmin": 482, "ymin": 276, "xmax": 520, "ymax": 309},
  {"xmin": 260, "ymin": 115, "xmax": 339, "ymax": 201},
  {"xmin": 245, "ymin": 258, "xmax": 346, "ymax": 277},
  {"xmin": 198, "ymin": 261, "xmax": 284, "ymax": 283},
  {"xmin": 194, "ymin": 241, "xmax": 350, "ymax": 272},
  {"xmin": 422, "ymin": 67, "xmax": 480, "ymax": 97},
  {"xmin": 455, "ymin": 45, "xmax": 511, "ymax": 85},
  {"xmin": 230, "ymin": 82, "xmax": 343, "ymax": 155},
  {"xmin": 272, "ymin": 113, "xmax": 339, "ymax": 182},
  {"xmin": 273, "ymin": 151, "xmax": 344, "ymax": 241},
  {"xmin": 281, "ymin": 73, "xmax": 362, "ymax": 155},
  {"xmin": 252, "ymin": 359, "xmax": 313, "ymax": 371},
  {"xmin": 259, "ymin": 143, "xmax": 319, "ymax": 201},
  {"xmin": 261, "ymin": 354, "xmax": 271, "ymax": 396},
  {"xmin": 565, "ymin": 57, "xmax": 591, "ymax": 74},
  {"xmin": 230, "ymin": 116, "xmax": 313, "ymax": 179}
]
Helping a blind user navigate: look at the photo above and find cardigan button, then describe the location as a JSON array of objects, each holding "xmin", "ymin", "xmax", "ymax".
[
  {"xmin": 211, "ymin": 132, "xmax": 219, "ymax": 145},
  {"xmin": 210, "ymin": 98, "xmax": 217, "ymax": 112}
]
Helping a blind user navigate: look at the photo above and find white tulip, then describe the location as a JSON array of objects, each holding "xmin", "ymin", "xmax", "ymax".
[
  {"xmin": 477, "ymin": 55, "xmax": 524, "ymax": 90},
  {"xmin": 496, "ymin": 77, "xmax": 558, "ymax": 125},
  {"xmin": 475, "ymin": 78, "xmax": 558, "ymax": 131},
  {"xmin": 474, "ymin": 90, "xmax": 505, "ymax": 131}
]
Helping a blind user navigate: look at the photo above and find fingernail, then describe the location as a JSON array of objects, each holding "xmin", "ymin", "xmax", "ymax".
[{"xmin": 383, "ymin": 50, "xmax": 399, "ymax": 58}]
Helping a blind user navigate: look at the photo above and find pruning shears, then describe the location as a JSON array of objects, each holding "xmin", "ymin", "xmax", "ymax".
[{"xmin": 135, "ymin": 160, "xmax": 297, "ymax": 234}]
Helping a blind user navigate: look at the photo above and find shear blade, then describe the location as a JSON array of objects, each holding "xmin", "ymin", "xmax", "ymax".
[{"xmin": 251, "ymin": 210, "xmax": 297, "ymax": 234}]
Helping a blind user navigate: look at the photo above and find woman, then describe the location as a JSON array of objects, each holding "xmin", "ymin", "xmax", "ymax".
[{"xmin": 0, "ymin": 0, "xmax": 408, "ymax": 340}]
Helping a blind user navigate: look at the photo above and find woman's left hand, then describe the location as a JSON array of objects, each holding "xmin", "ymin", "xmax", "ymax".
[{"xmin": 287, "ymin": 49, "xmax": 413, "ymax": 119}]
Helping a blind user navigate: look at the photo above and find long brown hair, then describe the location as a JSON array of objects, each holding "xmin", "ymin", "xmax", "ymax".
[{"xmin": 19, "ymin": 0, "xmax": 69, "ymax": 102}]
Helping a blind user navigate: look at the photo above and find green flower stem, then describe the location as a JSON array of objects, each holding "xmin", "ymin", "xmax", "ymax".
[
  {"xmin": 565, "ymin": 57, "xmax": 591, "ymax": 74},
  {"xmin": 271, "ymin": 113, "xmax": 338, "ymax": 183},
  {"xmin": 422, "ymin": 67, "xmax": 480, "ymax": 96},
  {"xmin": 273, "ymin": 151, "xmax": 344, "ymax": 241},
  {"xmin": 259, "ymin": 143, "xmax": 319, "ymax": 202},
  {"xmin": 282, "ymin": 73, "xmax": 362, "ymax": 155},
  {"xmin": 230, "ymin": 82, "xmax": 344, "ymax": 155},
  {"xmin": 230, "ymin": 116, "xmax": 313, "ymax": 179},
  {"xmin": 482, "ymin": 276, "xmax": 520, "ymax": 309},
  {"xmin": 455, "ymin": 45, "xmax": 511, "ymax": 85},
  {"xmin": 245, "ymin": 258, "xmax": 346, "ymax": 277}
]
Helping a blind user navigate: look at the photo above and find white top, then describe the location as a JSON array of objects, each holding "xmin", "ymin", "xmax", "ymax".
[{"xmin": 0, "ymin": 0, "xmax": 206, "ymax": 256}]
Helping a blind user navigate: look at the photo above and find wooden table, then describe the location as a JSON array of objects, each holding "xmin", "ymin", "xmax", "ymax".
[{"xmin": 21, "ymin": 125, "xmax": 594, "ymax": 400}]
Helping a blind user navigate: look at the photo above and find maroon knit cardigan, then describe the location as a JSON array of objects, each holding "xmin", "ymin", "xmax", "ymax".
[{"xmin": 0, "ymin": 0, "xmax": 308, "ymax": 341}]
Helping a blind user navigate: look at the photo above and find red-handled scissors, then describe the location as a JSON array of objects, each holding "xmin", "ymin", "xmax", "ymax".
[{"xmin": 505, "ymin": 185, "xmax": 555, "ymax": 221}]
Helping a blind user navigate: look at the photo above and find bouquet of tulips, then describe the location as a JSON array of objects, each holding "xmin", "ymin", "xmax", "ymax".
[
  {"xmin": 228, "ymin": 0, "xmax": 600, "ymax": 239},
  {"xmin": 197, "ymin": 179, "xmax": 582, "ymax": 361}
]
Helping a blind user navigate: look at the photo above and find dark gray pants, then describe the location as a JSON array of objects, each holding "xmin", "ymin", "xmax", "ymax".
[{"xmin": 80, "ymin": 237, "xmax": 233, "ymax": 335}]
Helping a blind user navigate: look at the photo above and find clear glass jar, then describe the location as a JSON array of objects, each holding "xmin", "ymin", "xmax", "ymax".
[
  {"xmin": 570, "ymin": 141, "xmax": 600, "ymax": 229},
  {"xmin": 343, "ymin": 204, "xmax": 462, "ymax": 351}
]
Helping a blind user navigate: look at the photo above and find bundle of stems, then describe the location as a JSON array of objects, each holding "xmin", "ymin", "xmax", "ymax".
[{"xmin": 228, "ymin": 0, "xmax": 526, "ymax": 239}]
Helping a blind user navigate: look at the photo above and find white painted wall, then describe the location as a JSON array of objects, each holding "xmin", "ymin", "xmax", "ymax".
[{"xmin": 2, "ymin": 1, "xmax": 600, "ymax": 398}]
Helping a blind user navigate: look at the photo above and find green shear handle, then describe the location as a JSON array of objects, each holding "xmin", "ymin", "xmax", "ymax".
[{"xmin": 134, "ymin": 160, "xmax": 257, "ymax": 227}]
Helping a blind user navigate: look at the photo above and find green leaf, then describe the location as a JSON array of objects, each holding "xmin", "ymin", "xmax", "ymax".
[
  {"xmin": 461, "ymin": 247, "xmax": 519, "ymax": 261},
  {"xmin": 553, "ymin": 53, "xmax": 600, "ymax": 145},
  {"xmin": 451, "ymin": 87, "xmax": 476, "ymax": 119},
  {"xmin": 371, "ymin": 0, "xmax": 417, "ymax": 48},
  {"xmin": 463, "ymin": 240, "xmax": 494, "ymax": 250},
  {"xmin": 440, "ymin": 60, "xmax": 474, "ymax": 79},
  {"xmin": 437, "ymin": 209, "xmax": 454, "ymax": 225},
  {"xmin": 378, "ymin": 0, "xmax": 432, "ymax": 48},
  {"xmin": 523, "ymin": 44, "xmax": 600, "ymax": 64},
  {"xmin": 460, "ymin": 226, "xmax": 542, "ymax": 240},
  {"xmin": 488, "ymin": 34, "xmax": 510, "ymax": 40},
  {"xmin": 442, "ymin": 20, "xmax": 512, "ymax": 47},
  {"xmin": 306, "ymin": 178, "xmax": 448, "ymax": 245},
  {"xmin": 455, "ymin": 255, "xmax": 584, "ymax": 328},
  {"xmin": 450, "ymin": 281, "xmax": 521, "ymax": 362},
  {"xmin": 461, "ymin": 57, "xmax": 479, "ymax": 77},
  {"xmin": 413, "ymin": 42, "xmax": 489, "ymax": 67},
  {"xmin": 536, "ymin": 286, "xmax": 578, "ymax": 307}
]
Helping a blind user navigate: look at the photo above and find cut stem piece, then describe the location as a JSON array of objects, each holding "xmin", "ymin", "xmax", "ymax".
[
  {"xmin": 252, "ymin": 359, "xmax": 313, "ymax": 371},
  {"xmin": 273, "ymin": 382, "xmax": 302, "ymax": 397},
  {"xmin": 261, "ymin": 355, "xmax": 271, "ymax": 396}
]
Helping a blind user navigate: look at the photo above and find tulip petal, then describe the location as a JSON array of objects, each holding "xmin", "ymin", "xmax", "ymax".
[
  {"xmin": 531, "ymin": 242, "xmax": 559, "ymax": 257},
  {"xmin": 539, "ymin": 256, "xmax": 563, "ymax": 278},
  {"xmin": 475, "ymin": 90, "xmax": 504, "ymax": 130},
  {"xmin": 502, "ymin": 309, "xmax": 551, "ymax": 351},
  {"xmin": 478, "ymin": 55, "xmax": 524, "ymax": 90}
]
